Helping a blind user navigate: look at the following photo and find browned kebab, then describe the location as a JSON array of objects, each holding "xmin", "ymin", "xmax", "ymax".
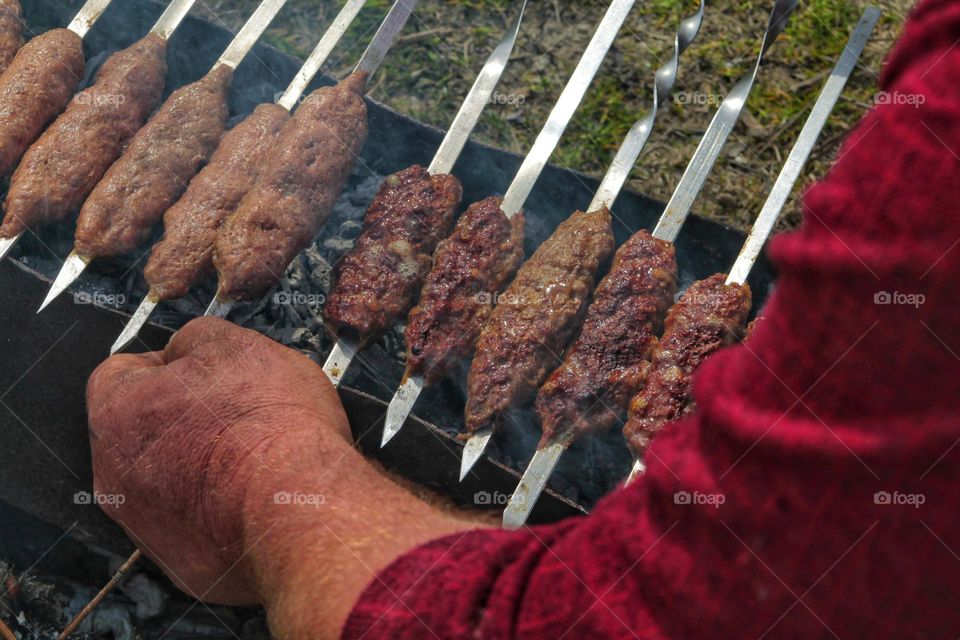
[
  {"xmin": 621, "ymin": 7, "xmax": 880, "ymax": 484},
  {"xmin": 37, "ymin": 0, "xmax": 289, "ymax": 311},
  {"xmin": 0, "ymin": 0, "xmax": 110, "ymax": 185},
  {"xmin": 109, "ymin": 0, "xmax": 371, "ymax": 354},
  {"xmin": 0, "ymin": 0, "xmax": 23, "ymax": 74},
  {"xmin": 380, "ymin": 0, "xmax": 639, "ymax": 450},
  {"xmin": 319, "ymin": 1, "xmax": 527, "ymax": 387},
  {"xmin": 202, "ymin": 0, "xmax": 419, "ymax": 320},
  {"xmin": 457, "ymin": 0, "xmax": 722, "ymax": 481},
  {"xmin": 502, "ymin": 4, "xmax": 878, "ymax": 527},
  {"xmin": 487, "ymin": 0, "xmax": 799, "ymax": 514},
  {"xmin": 0, "ymin": 0, "xmax": 199, "ymax": 261},
  {"xmin": 622, "ymin": 273, "xmax": 751, "ymax": 460}
]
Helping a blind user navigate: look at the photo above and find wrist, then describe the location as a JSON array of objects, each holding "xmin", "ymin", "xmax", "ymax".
[{"xmin": 241, "ymin": 443, "xmax": 487, "ymax": 639}]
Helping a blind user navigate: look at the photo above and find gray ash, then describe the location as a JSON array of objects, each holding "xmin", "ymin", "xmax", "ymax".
[{"xmin": 0, "ymin": 501, "xmax": 269, "ymax": 640}]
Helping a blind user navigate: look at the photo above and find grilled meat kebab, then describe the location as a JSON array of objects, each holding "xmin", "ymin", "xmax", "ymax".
[
  {"xmin": 464, "ymin": 207, "xmax": 615, "ymax": 437},
  {"xmin": 623, "ymin": 273, "xmax": 751, "ymax": 457},
  {"xmin": 535, "ymin": 231, "xmax": 676, "ymax": 443},
  {"xmin": 321, "ymin": 2, "xmax": 526, "ymax": 388},
  {"xmin": 0, "ymin": 28, "xmax": 84, "ymax": 177},
  {"xmin": 323, "ymin": 164, "xmax": 462, "ymax": 347},
  {"xmin": 385, "ymin": 0, "xmax": 636, "ymax": 452},
  {"xmin": 213, "ymin": 71, "xmax": 369, "ymax": 301},
  {"xmin": 144, "ymin": 103, "xmax": 288, "ymax": 300},
  {"xmin": 403, "ymin": 196, "xmax": 526, "ymax": 382},
  {"xmin": 73, "ymin": 64, "xmax": 232, "ymax": 259},
  {"xmin": 0, "ymin": 34, "xmax": 167, "ymax": 239},
  {"xmin": 0, "ymin": 0, "xmax": 23, "ymax": 73}
]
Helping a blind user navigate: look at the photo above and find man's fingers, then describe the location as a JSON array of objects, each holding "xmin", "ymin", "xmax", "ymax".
[
  {"xmin": 87, "ymin": 351, "xmax": 164, "ymax": 405},
  {"xmin": 164, "ymin": 317, "xmax": 263, "ymax": 364}
]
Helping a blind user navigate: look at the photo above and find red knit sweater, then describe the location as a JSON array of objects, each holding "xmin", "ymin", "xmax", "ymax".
[{"xmin": 345, "ymin": 0, "xmax": 960, "ymax": 637}]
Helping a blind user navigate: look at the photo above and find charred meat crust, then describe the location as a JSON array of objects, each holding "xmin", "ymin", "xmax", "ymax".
[
  {"xmin": 0, "ymin": 0, "xmax": 24, "ymax": 74},
  {"xmin": 145, "ymin": 103, "xmax": 289, "ymax": 301},
  {"xmin": 403, "ymin": 196, "xmax": 525, "ymax": 382},
  {"xmin": 404, "ymin": 192, "xmax": 524, "ymax": 381},
  {"xmin": 464, "ymin": 207, "xmax": 616, "ymax": 436},
  {"xmin": 0, "ymin": 29, "xmax": 84, "ymax": 180},
  {"xmin": 623, "ymin": 273, "xmax": 752, "ymax": 457},
  {"xmin": 323, "ymin": 165, "xmax": 463, "ymax": 346},
  {"xmin": 74, "ymin": 65, "xmax": 233, "ymax": 258},
  {"xmin": 1, "ymin": 34, "xmax": 167, "ymax": 238},
  {"xmin": 213, "ymin": 71, "xmax": 369, "ymax": 301},
  {"xmin": 535, "ymin": 231, "xmax": 677, "ymax": 445}
]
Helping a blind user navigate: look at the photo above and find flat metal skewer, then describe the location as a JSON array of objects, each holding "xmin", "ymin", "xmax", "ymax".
[
  {"xmin": 323, "ymin": 0, "xmax": 527, "ymax": 387},
  {"xmin": 111, "ymin": 0, "xmax": 369, "ymax": 352},
  {"xmin": 0, "ymin": 235, "xmax": 19, "ymax": 263},
  {"xmin": 112, "ymin": 294, "xmax": 159, "ymax": 352},
  {"xmin": 38, "ymin": 250, "xmax": 89, "ymax": 311},
  {"xmin": 385, "ymin": 0, "xmax": 702, "ymax": 450},
  {"xmin": 0, "ymin": 0, "xmax": 115, "ymax": 263},
  {"xmin": 65, "ymin": 0, "xmax": 113, "ymax": 39},
  {"xmin": 501, "ymin": 0, "xmax": 708, "ymax": 527},
  {"xmin": 503, "ymin": 1, "xmax": 705, "ymax": 529},
  {"xmin": 203, "ymin": 0, "xmax": 418, "ymax": 321},
  {"xmin": 651, "ymin": 0, "xmax": 798, "ymax": 243},
  {"xmin": 623, "ymin": 5, "xmax": 880, "ymax": 486},
  {"xmin": 38, "ymin": 0, "xmax": 287, "ymax": 313},
  {"xmin": 460, "ymin": 0, "xmax": 639, "ymax": 480}
]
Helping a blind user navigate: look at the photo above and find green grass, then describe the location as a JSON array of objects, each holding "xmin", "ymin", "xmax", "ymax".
[{"xmin": 201, "ymin": 0, "xmax": 912, "ymax": 230}]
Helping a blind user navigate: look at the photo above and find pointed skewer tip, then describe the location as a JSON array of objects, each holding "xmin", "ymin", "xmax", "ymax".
[
  {"xmin": 0, "ymin": 233, "xmax": 21, "ymax": 262},
  {"xmin": 380, "ymin": 376, "xmax": 424, "ymax": 448},
  {"xmin": 459, "ymin": 430, "xmax": 492, "ymax": 482},
  {"xmin": 111, "ymin": 296, "xmax": 159, "ymax": 355},
  {"xmin": 323, "ymin": 337, "xmax": 358, "ymax": 388},
  {"xmin": 38, "ymin": 252, "xmax": 90, "ymax": 313}
]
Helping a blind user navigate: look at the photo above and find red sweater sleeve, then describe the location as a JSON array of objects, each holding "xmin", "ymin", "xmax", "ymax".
[{"xmin": 344, "ymin": 1, "xmax": 960, "ymax": 637}]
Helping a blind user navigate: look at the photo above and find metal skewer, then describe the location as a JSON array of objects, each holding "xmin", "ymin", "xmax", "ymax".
[
  {"xmin": 458, "ymin": 0, "xmax": 639, "ymax": 480},
  {"xmin": 322, "ymin": 0, "xmax": 527, "ymax": 388},
  {"xmin": 65, "ymin": 0, "xmax": 113, "ymax": 39},
  {"xmin": 502, "ymin": 0, "xmax": 809, "ymax": 524},
  {"xmin": 497, "ymin": 0, "xmax": 707, "ymax": 526},
  {"xmin": 650, "ymin": 0, "xmax": 798, "ymax": 243},
  {"xmin": 202, "ymin": 0, "xmax": 418, "ymax": 321},
  {"xmin": 0, "ymin": 0, "xmax": 115, "ymax": 263},
  {"xmin": 38, "ymin": 0, "xmax": 288, "ymax": 313},
  {"xmin": 109, "ymin": 0, "xmax": 370, "ymax": 353},
  {"xmin": 622, "ymin": 5, "xmax": 881, "ymax": 486},
  {"xmin": 5, "ymin": 0, "xmax": 202, "ymax": 271}
]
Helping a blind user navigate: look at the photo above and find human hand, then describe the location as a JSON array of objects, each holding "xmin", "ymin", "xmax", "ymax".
[
  {"xmin": 86, "ymin": 317, "xmax": 352, "ymax": 604},
  {"xmin": 87, "ymin": 317, "xmax": 484, "ymax": 638}
]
